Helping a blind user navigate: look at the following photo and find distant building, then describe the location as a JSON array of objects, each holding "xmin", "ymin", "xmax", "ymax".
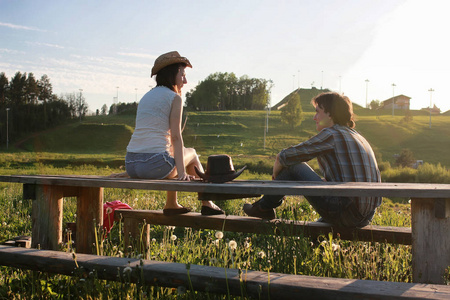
[
  {"xmin": 380, "ymin": 94, "xmax": 411, "ymax": 110},
  {"xmin": 421, "ymin": 104, "xmax": 441, "ymax": 114}
]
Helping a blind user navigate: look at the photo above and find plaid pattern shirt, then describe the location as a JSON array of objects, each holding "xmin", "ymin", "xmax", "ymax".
[{"xmin": 279, "ymin": 124, "xmax": 382, "ymax": 216}]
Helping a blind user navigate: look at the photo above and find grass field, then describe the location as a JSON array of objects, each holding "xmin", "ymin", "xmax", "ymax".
[{"xmin": 1, "ymin": 109, "xmax": 449, "ymax": 298}]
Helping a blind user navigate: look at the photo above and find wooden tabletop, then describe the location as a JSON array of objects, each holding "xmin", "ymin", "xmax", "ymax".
[{"xmin": 1, "ymin": 174, "xmax": 450, "ymax": 198}]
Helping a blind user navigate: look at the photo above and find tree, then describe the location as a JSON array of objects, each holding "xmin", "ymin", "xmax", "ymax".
[
  {"xmin": 370, "ymin": 100, "xmax": 381, "ymax": 110},
  {"xmin": 395, "ymin": 148, "xmax": 415, "ymax": 168},
  {"xmin": 101, "ymin": 104, "xmax": 108, "ymax": 115},
  {"xmin": 0, "ymin": 72, "xmax": 9, "ymax": 105},
  {"xmin": 281, "ymin": 92, "xmax": 303, "ymax": 128},
  {"xmin": 185, "ymin": 72, "xmax": 272, "ymax": 111}
]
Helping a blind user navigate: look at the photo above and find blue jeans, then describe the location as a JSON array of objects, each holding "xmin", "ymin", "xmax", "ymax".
[
  {"xmin": 258, "ymin": 162, "xmax": 374, "ymax": 228},
  {"xmin": 125, "ymin": 152, "xmax": 175, "ymax": 179}
]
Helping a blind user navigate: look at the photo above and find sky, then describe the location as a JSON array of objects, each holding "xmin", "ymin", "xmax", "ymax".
[{"xmin": 1, "ymin": 0, "xmax": 449, "ymax": 113}]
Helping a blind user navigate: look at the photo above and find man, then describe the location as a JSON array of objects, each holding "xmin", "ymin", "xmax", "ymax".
[{"xmin": 243, "ymin": 92, "xmax": 381, "ymax": 228}]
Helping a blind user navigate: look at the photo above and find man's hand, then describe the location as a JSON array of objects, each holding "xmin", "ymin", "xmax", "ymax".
[{"xmin": 272, "ymin": 153, "xmax": 284, "ymax": 180}]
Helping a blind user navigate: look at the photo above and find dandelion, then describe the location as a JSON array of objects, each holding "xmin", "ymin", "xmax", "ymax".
[
  {"xmin": 177, "ymin": 286, "xmax": 186, "ymax": 295},
  {"xmin": 106, "ymin": 207, "xmax": 113, "ymax": 214},
  {"xmin": 170, "ymin": 234, "xmax": 177, "ymax": 241},
  {"xmin": 118, "ymin": 251, "xmax": 123, "ymax": 257},
  {"xmin": 258, "ymin": 251, "xmax": 266, "ymax": 258},
  {"xmin": 244, "ymin": 241, "xmax": 250, "ymax": 249},
  {"xmin": 408, "ymin": 199, "xmax": 411, "ymax": 204},
  {"xmin": 79, "ymin": 278, "xmax": 85, "ymax": 282},
  {"xmin": 123, "ymin": 267, "xmax": 132, "ymax": 274},
  {"xmin": 332, "ymin": 243, "xmax": 340, "ymax": 252},
  {"xmin": 229, "ymin": 240, "xmax": 237, "ymax": 250},
  {"xmin": 212, "ymin": 239, "xmax": 220, "ymax": 246},
  {"xmin": 151, "ymin": 238, "xmax": 156, "ymax": 243},
  {"xmin": 215, "ymin": 231, "xmax": 224, "ymax": 239},
  {"xmin": 210, "ymin": 258, "xmax": 218, "ymax": 264},
  {"xmin": 167, "ymin": 226, "xmax": 175, "ymax": 230}
]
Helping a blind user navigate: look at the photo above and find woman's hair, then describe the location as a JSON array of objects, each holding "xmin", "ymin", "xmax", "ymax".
[
  {"xmin": 155, "ymin": 63, "xmax": 186, "ymax": 93},
  {"xmin": 311, "ymin": 92, "xmax": 355, "ymax": 128}
]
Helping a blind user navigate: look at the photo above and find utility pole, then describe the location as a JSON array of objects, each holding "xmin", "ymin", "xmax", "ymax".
[
  {"xmin": 428, "ymin": 88, "xmax": 434, "ymax": 128},
  {"xmin": 365, "ymin": 79, "xmax": 370, "ymax": 108},
  {"xmin": 79, "ymin": 89, "xmax": 83, "ymax": 122},
  {"xmin": 6, "ymin": 108, "xmax": 10, "ymax": 149}
]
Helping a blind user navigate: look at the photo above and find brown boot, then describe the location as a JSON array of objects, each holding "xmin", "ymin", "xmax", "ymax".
[{"xmin": 243, "ymin": 201, "xmax": 276, "ymax": 220}]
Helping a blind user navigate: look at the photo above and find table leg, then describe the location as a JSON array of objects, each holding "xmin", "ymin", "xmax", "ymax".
[
  {"xmin": 76, "ymin": 187, "xmax": 103, "ymax": 254},
  {"xmin": 31, "ymin": 185, "xmax": 64, "ymax": 250},
  {"xmin": 411, "ymin": 197, "xmax": 450, "ymax": 284}
]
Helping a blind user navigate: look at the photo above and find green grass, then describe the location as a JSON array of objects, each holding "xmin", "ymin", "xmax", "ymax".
[
  {"xmin": 0, "ymin": 164, "xmax": 415, "ymax": 299},
  {"xmin": 5, "ymin": 109, "xmax": 450, "ymax": 170},
  {"xmin": 1, "ymin": 110, "xmax": 450, "ymax": 298}
]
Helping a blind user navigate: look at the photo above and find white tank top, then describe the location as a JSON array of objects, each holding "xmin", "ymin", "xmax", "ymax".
[{"xmin": 126, "ymin": 86, "xmax": 176, "ymax": 153}]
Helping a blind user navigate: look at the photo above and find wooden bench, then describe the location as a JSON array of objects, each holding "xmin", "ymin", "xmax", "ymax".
[
  {"xmin": 114, "ymin": 209, "xmax": 412, "ymax": 248},
  {"xmin": 0, "ymin": 174, "xmax": 449, "ymax": 284},
  {"xmin": 1, "ymin": 245, "xmax": 450, "ymax": 299}
]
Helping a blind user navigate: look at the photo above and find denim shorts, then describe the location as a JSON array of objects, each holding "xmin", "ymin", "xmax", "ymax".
[{"xmin": 125, "ymin": 152, "xmax": 175, "ymax": 179}]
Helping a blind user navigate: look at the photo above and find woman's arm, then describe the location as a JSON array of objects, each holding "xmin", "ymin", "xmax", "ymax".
[{"xmin": 169, "ymin": 95, "xmax": 189, "ymax": 180}]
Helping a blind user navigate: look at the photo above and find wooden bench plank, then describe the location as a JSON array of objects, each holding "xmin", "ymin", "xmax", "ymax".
[
  {"xmin": 2, "ymin": 175, "xmax": 450, "ymax": 198},
  {"xmin": 114, "ymin": 210, "xmax": 412, "ymax": 245},
  {"xmin": 1, "ymin": 245, "xmax": 448, "ymax": 300}
]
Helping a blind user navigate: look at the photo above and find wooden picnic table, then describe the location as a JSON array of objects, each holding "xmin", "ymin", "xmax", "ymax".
[{"xmin": 1, "ymin": 174, "xmax": 450, "ymax": 284}]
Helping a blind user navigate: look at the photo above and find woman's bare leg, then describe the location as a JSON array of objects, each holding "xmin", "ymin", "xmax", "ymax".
[{"xmin": 183, "ymin": 147, "xmax": 222, "ymax": 210}]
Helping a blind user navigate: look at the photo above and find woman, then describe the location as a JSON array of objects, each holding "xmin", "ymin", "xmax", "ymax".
[
  {"xmin": 243, "ymin": 92, "xmax": 381, "ymax": 227},
  {"xmin": 125, "ymin": 51, "xmax": 224, "ymax": 216}
]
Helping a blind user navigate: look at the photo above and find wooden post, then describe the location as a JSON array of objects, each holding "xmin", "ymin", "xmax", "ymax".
[
  {"xmin": 31, "ymin": 185, "xmax": 64, "ymax": 250},
  {"xmin": 123, "ymin": 218, "xmax": 150, "ymax": 257},
  {"xmin": 412, "ymin": 198, "xmax": 450, "ymax": 284},
  {"xmin": 76, "ymin": 187, "xmax": 103, "ymax": 254}
]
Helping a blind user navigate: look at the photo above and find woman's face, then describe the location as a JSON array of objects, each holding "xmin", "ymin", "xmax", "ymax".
[
  {"xmin": 313, "ymin": 105, "xmax": 334, "ymax": 131},
  {"xmin": 175, "ymin": 67, "xmax": 187, "ymax": 91}
]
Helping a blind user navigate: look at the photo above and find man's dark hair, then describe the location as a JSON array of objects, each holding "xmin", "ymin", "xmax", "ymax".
[{"xmin": 311, "ymin": 92, "xmax": 355, "ymax": 128}]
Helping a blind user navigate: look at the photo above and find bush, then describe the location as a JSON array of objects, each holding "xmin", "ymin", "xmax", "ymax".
[
  {"xmin": 381, "ymin": 167, "xmax": 417, "ymax": 183},
  {"xmin": 416, "ymin": 163, "xmax": 450, "ymax": 183}
]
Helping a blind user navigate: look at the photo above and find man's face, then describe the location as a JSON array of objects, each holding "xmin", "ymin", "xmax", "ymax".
[{"xmin": 313, "ymin": 105, "xmax": 334, "ymax": 131}]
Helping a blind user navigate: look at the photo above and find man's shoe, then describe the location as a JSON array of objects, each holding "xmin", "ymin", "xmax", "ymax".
[{"xmin": 243, "ymin": 202, "xmax": 276, "ymax": 220}]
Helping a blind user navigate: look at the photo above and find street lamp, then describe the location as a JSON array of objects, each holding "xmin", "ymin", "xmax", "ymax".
[
  {"xmin": 6, "ymin": 108, "xmax": 10, "ymax": 149},
  {"xmin": 391, "ymin": 83, "xmax": 396, "ymax": 117},
  {"xmin": 428, "ymin": 88, "xmax": 434, "ymax": 128},
  {"xmin": 365, "ymin": 79, "xmax": 370, "ymax": 108},
  {"xmin": 321, "ymin": 71, "xmax": 323, "ymax": 90},
  {"xmin": 79, "ymin": 89, "xmax": 83, "ymax": 122}
]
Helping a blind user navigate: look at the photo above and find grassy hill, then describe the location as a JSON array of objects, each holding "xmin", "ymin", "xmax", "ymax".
[{"xmin": 9, "ymin": 107, "xmax": 450, "ymax": 171}]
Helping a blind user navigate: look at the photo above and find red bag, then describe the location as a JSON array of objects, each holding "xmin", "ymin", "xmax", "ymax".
[{"xmin": 103, "ymin": 200, "xmax": 132, "ymax": 234}]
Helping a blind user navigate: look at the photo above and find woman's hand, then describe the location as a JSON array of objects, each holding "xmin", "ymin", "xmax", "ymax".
[{"xmin": 177, "ymin": 171, "xmax": 195, "ymax": 181}]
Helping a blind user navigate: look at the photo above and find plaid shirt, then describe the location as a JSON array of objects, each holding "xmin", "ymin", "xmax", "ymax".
[{"xmin": 279, "ymin": 124, "xmax": 382, "ymax": 216}]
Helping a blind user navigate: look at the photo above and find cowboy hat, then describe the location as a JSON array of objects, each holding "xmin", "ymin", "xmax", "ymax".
[
  {"xmin": 195, "ymin": 154, "xmax": 246, "ymax": 183},
  {"xmin": 151, "ymin": 51, "xmax": 192, "ymax": 76}
]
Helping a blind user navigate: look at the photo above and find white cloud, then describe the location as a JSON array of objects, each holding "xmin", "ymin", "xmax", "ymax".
[
  {"xmin": 117, "ymin": 52, "xmax": 157, "ymax": 59},
  {"xmin": 26, "ymin": 42, "xmax": 64, "ymax": 49},
  {"xmin": 0, "ymin": 22, "xmax": 45, "ymax": 32}
]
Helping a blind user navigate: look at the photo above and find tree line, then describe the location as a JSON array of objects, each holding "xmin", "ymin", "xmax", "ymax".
[
  {"xmin": 0, "ymin": 71, "xmax": 88, "ymax": 146},
  {"xmin": 185, "ymin": 72, "xmax": 273, "ymax": 111}
]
